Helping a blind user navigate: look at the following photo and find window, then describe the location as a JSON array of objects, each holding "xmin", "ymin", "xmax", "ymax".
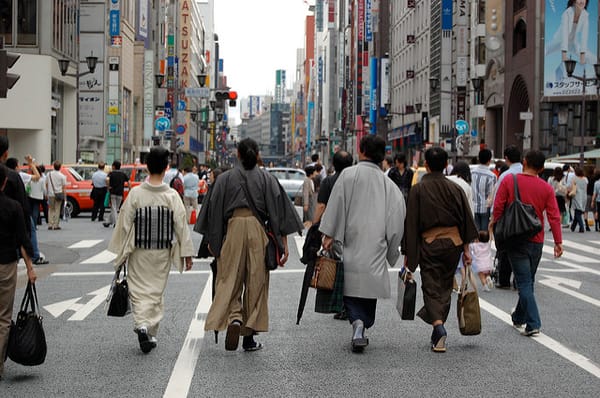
[
  {"xmin": 123, "ymin": 88, "xmax": 131, "ymax": 144},
  {"xmin": 513, "ymin": 19, "xmax": 527, "ymax": 55},
  {"xmin": 1, "ymin": 0, "xmax": 37, "ymax": 46},
  {"xmin": 53, "ymin": 0, "xmax": 76, "ymax": 58}
]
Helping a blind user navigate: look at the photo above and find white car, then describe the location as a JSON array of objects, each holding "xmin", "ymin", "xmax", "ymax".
[{"xmin": 266, "ymin": 167, "xmax": 306, "ymax": 201}]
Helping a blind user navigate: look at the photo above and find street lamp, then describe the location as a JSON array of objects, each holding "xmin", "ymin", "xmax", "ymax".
[
  {"xmin": 197, "ymin": 72, "xmax": 207, "ymax": 88},
  {"xmin": 57, "ymin": 52, "xmax": 99, "ymax": 162},
  {"xmin": 564, "ymin": 59, "xmax": 600, "ymax": 167}
]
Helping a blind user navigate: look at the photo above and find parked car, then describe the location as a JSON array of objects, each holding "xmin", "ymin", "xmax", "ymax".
[{"xmin": 266, "ymin": 167, "xmax": 306, "ymax": 202}]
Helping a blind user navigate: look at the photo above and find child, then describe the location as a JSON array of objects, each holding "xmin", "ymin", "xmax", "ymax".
[{"xmin": 470, "ymin": 230, "xmax": 495, "ymax": 292}]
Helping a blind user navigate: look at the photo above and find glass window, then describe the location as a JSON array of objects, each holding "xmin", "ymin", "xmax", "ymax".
[
  {"xmin": 121, "ymin": 167, "xmax": 133, "ymax": 179},
  {"xmin": 134, "ymin": 168, "xmax": 149, "ymax": 182},
  {"xmin": 269, "ymin": 170, "xmax": 287, "ymax": 180},
  {"xmin": 0, "ymin": 0, "xmax": 13, "ymax": 45},
  {"xmin": 288, "ymin": 170, "xmax": 305, "ymax": 180},
  {"xmin": 17, "ymin": 0, "xmax": 36, "ymax": 45}
]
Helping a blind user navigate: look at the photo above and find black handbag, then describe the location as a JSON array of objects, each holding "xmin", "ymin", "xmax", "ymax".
[
  {"xmin": 7, "ymin": 282, "xmax": 47, "ymax": 366},
  {"xmin": 494, "ymin": 174, "xmax": 542, "ymax": 249},
  {"xmin": 106, "ymin": 264, "xmax": 131, "ymax": 317},
  {"xmin": 395, "ymin": 268, "xmax": 416, "ymax": 320}
]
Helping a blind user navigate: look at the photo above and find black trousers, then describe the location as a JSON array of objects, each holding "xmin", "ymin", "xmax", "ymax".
[
  {"xmin": 343, "ymin": 296, "xmax": 377, "ymax": 329},
  {"xmin": 496, "ymin": 249, "xmax": 513, "ymax": 287},
  {"xmin": 91, "ymin": 187, "xmax": 107, "ymax": 221}
]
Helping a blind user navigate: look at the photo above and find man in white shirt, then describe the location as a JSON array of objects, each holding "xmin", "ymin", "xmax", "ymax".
[
  {"xmin": 46, "ymin": 161, "xmax": 67, "ymax": 230},
  {"xmin": 163, "ymin": 162, "xmax": 184, "ymax": 184},
  {"xmin": 91, "ymin": 162, "xmax": 108, "ymax": 222}
]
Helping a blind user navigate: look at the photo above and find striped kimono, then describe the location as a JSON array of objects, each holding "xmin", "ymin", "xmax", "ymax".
[{"xmin": 108, "ymin": 182, "xmax": 195, "ymax": 337}]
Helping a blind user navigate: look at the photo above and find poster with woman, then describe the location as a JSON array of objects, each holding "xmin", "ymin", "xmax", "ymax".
[{"xmin": 544, "ymin": 0, "xmax": 598, "ymax": 97}]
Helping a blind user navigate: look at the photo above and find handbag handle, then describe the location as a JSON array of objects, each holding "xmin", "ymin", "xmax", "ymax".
[
  {"xmin": 512, "ymin": 174, "xmax": 521, "ymax": 202},
  {"xmin": 20, "ymin": 281, "xmax": 40, "ymax": 314}
]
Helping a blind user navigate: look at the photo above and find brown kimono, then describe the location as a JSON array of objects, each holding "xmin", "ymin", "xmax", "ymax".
[{"xmin": 403, "ymin": 172, "xmax": 478, "ymax": 324}]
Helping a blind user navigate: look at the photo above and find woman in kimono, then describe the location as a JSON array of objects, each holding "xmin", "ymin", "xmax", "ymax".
[
  {"xmin": 201, "ymin": 138, "xmax": 302, "ymax": 352},
  {"xmin": 108, "ymin": 146, "xmax": 195, "ymax": 353}
]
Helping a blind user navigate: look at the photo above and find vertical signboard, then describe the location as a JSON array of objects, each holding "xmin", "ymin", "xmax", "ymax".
[
  {"xmin": 369, "ymin": 57, "xmax": 377, "ymax": 134},
  {"xmin": 144, "ymin": 50, "xmax": 154, "ymax": 139},
  {"xmin": 380, "ymin": 57, "xmax": 390, "ymax": 109},
  {"xmin": 544, "ymin": 0, "xmax": 598, "ymax": 97},
  {"xmin": 441, "ymin": 0, "xmax": 452, "ymax": 30},
  {"xmin": 366, "ymin": 0, "xmax": 372, "ymax": 42}
]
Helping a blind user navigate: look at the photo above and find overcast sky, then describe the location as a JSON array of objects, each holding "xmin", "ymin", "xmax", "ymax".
[{"xmin": 214, "ymin": 0, "xmax": 310, "ymax": 124}]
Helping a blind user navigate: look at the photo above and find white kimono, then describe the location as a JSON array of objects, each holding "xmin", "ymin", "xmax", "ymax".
[
  {"xmin": 319, "ymin": 161, "xmax": 406, "ymax": 299},
  {"xmin": 108, "ymin": 182, "xmax": 195, "ymax": 336}
]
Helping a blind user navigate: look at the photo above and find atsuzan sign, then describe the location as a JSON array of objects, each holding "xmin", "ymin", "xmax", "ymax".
[{"xmin": 544, "ymin": 0, "xmax": 598, "ymax": 97}]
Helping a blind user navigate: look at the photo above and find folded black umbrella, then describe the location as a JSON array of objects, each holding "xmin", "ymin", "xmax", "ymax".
[{"xmin": 296, "ymin": 223, "xmax": 322, "ymax": 325}]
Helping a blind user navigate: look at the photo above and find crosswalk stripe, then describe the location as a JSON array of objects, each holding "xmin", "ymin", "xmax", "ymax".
[
  {"xmin": 560, "ymin": 240, "xmax": 600, "ymax": 256},
  {"xmin": 80, "ymin": 250, "xmax": 116, "ymax": 264},
  {"xmin": 68, "ymin": 240, "xmax": 104, "ymax": 249},
  {"xmin": 294, "ymin": 236, "xmax": 304, "ymax": 258},
  {"xmin": 542, "ymin": 245, "xmax": 595, "ymax": 263}
]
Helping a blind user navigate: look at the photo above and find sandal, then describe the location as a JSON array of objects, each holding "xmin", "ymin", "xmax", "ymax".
[{"xmin": 243, "ymin": 342, "xmax": 263, "ymax": 352}]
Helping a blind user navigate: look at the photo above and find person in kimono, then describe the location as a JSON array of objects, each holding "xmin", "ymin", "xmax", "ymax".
[
  {"xmin": 403, "ymin": 146, "xmax": 478, "ymax": 353},
  {"xmin": 108, "ymin": 146, "xmax": 195, "ymax": 354},
  {"xmin": 320, "ymin": 134, "xmax": 406, "ymax": 353},
  {"xmin": 201, "ymin": 138, "xmax": 303, "ymax": 352}
]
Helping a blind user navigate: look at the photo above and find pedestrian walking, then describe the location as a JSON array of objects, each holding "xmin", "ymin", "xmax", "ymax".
[
  {"xmin": 29, "ymin": 164, "xmax": 47, "ymax": 227},
  {"xmin": 302, "ymin": 165, "xmax": 317, "ymax": 225},
  {"xmin": 0, "ymin": 137, "xmax": 32, "ymax": 236},
  {"xmin": 471, "ymin": 149, "xmax": 497, "ymax": 230},
  {"xmin": 182, "ymin": 167, "xmax": 199, "ymax": 222},
  {"xmin": 403, "ymin": 146, "xmax": 478, "ymax": 353},
  {"xmin": 569, "ymin": 167, "xmax": 588, "ymax": 233},
  {"xmin": 320, "ymin": 135, "xmax": 406, "ymax": 353},
  {"xmin": 45, "ymin": 161, "xmax": 67, "ymax": 230},
  {"xmin": 108, "ymin": 146, "xmax": 195, "ymax": 353},
  {"xmin": 200, "ymin": 138, "xmax": 302, "ymax": 352},
  {"xmin": 0, "ymin": 163, "xmax": 37, "ymax": 380},
  {"xmin": 470, "ymin": 230, "xmax": 495, "ymax": 292},
  {"xmin": 90, "ymin": 162, "xmax": 108, "ymax": 222},
  {"xmin": 491, "ymin": 150, "xmax": 563, "ymax": 336},
  {"xmin": 382, "ymin": 155, "xmax": 393, "ymax": 176},
  {"xmin": 548, "ymin": 167, "xmax": 569, "ymax": 228},
  {"xmin": 591, "ymin": 170, "xmax": 600, "ymax": 231},
  {"xmin": 492, "ymin": 145, "xmax": 523, "ymax": 289},
  {"xmin": 387, "ymin": 153, "xmax": 414, "ymax": 200},
  {"xmin": 584, "ymin": 168, "xmax": 598, "ymax": 230},
  {"xmin": 104, "ymin": 160, "xmax": 129, "ymax": 228}
]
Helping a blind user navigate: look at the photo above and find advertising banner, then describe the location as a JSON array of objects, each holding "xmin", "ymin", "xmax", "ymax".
[{"xmin": 544, "ymin": 0, "xmax": 598, "ymax": 97}]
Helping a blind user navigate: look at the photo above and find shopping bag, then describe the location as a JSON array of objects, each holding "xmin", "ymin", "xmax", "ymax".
[
  {"xmin": 396, "ymin": 268, "xmax": 416, "ymax": 320},
  {"xmin": 189, "ymin": 209, "xmax": 197, "ymax": 225},
  {"xmin": 310, "ymin": 252, "xmax": 339, "ymax": 291},
  {"xmin": 457, "ymin": 265, "xmax": 482, "ymax": 335},
  {"xmin": 106, "ymin": 264, "xmax": 131, "ymax": 317},
  {"xmin": 104, "ymin": 191, "xmax": 110, "ymax": 208},
  {"xmin": 7, "ymin": 282, "xmax": 47, "ymax": 366}
]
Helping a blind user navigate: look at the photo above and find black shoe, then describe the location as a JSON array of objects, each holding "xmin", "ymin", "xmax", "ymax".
[
  {"xmin": 103, "ymin": 223, "xmax": 112, "ymax": 228},
  {"xmin": 495, "ymin": 284, "xmax": 511, "ymax": 290},
  {"xmin": 351, "ymin": 320, "xmax": 369, "ymax": 353},
  {"xmin": 225, "ymin": 321, "xmax": 241, "ymax": 351},
  {"xmin": 137, "ymin": 326, "xmax": 153, "ymax": 354},
  {"xmin": 333, "ymin": 310, "xmax": 348, "ymax": 321},
  {"xmin": 431, "ymin": 324, "xmax": 447, "ymax": 353},
  {"xmin": 242, "ymin": 335, "xmax": 263, "ymax": 352},
  {"xmin": 33, "ymin": 257, "xmax": 49, "ymax": 265}
]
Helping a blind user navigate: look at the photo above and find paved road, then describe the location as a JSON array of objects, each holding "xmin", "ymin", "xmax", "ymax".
[{"xmin": 3, "ymin": 214, "xmax": 600, "ymax": 397}]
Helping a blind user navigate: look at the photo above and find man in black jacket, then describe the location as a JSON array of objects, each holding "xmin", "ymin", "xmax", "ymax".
[
  {"xmin": 387, "ymin": 153, "xmax": 414, "ymax": 200},
  {"xmin": 0, "ymin": 136, "xmax": 31, "ymax": 235}
]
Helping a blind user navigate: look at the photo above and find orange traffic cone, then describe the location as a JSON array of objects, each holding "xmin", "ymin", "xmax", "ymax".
[{"xmin": 189, "ymin": 209, "xmax": 197, "ymax": 225}]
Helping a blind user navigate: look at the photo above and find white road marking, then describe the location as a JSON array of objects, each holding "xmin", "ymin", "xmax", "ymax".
[
  {"xmin": 68, "ymin": 240, "xmax": 104, "ymax": 249},
  {"xmin": 540, "ymin": 278, "xmax": 600, "ymax": 309},
  {"xmin": 50, "ymin": 268, "xmax": 403, "ymax": 277},
  {"xmin": 43, "ymin": 285, "xmax": 110, "ymax": 320},
  {"xmin": 552, "ymin": 260, "xmax": 600, "ymax": 276},
  {"xmin": 542, "ymin": 246, "xmax": 595, "ymax": 263},
  {"xmin": 560, "ymin": 240, "xmax": 600, "ymax": 255},
  {"xmin": 294, "ymin": 236, "xmax": 305, "ymax": 257},
  {"xmin": 479, "ymin": 299, "xmax": 600, "ymax": 379},
  {"xmin": 163, "ymin": 277, "xmax": 212, "ymax": 398},
  {"xmin": 80, "ymin": 250, "xmax": 117, "ymax": 264}
]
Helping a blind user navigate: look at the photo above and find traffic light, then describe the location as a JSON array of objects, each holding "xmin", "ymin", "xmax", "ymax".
[
  {"xmin": 152, "ymin": 135, "xmax": 161, "ymax": 146},
  {"xmin": 0, "ymin": 43, "xmax": 21, "ymax": 98},
  {"xmin": 228, "ymin": 91, "xmax": 238, "ymax": 107},
  {"xmin": 214, "ymin": 90, "xmax": 238, "ymax": 106}
]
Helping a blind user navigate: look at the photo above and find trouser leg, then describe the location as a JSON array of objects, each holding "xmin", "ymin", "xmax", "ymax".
[
  {"xmin": 0, "ymin": 262, "xmax": 17, "ymax": 376},
  {"xmin": 343, "ymin": 296, "xmax": 377, "ymax": 329}
]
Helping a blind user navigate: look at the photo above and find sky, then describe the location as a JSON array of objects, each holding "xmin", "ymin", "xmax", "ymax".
[{"xmin": 213, "ymin": 0, "xmax": 311, "ymax": 124}]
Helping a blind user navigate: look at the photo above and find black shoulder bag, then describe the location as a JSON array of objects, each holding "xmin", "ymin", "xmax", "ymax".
[
  {"xmin": 106, "ymin": 263, "xmax": 131, "ymax": 317},
  {"xmin": 238, "ymin": 170, "xmax": 284, "ymax": 271},
  {"xmin": 494, "ymin": 174, "xmax": 542, "ymax": 249},
  {"xmin": 7, "ymin": 282, "xmax": 47, "ymax": 366}
]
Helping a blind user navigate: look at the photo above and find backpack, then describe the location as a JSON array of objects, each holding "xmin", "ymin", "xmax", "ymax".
[{"xmin": 169, "ymin": 174, "xmax": 184, "ymax": 198}]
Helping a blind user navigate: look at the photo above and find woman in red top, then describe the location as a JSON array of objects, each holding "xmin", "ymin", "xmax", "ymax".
[{"xmin": 492, "ymin": 150, "xmax": 563, "ymax": 337}]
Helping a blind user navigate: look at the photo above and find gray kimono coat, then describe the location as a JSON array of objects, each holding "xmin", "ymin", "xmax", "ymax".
[{"xmin": 319, "ymin": 161, "xmax": 406, "ymax": 299}]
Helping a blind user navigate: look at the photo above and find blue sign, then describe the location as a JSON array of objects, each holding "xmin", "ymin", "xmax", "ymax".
[
  {"xmin": 366, "ymin": 0, "xmax": 372, "ymax": 42},
  {"xmin": 471, "ymin": 129, "xmax": 478, "ymax": 137},
  {"xmin": 176, "ymin": 124, "xmax": 186, "ymax": 135},
  {"xmin": 155, "ymin": 117, "xmax": 171, "ymax": 132},
  {"xmin": 164, "ymin": 101, "xmax": 172, "ymax": 119},
  {"xmin": 164, "ymin": 130, "xmax": 173, "ymax": 139},
  {"xmin": 441, "ymin": 0, "xmax": 452, "ymax": 30},
  {"xmin": 177, "ymin": 100, "xmax": 186, "ymax": 111},
  {"xmin": 455, "ymin": 119, "xmax": 469, "ymax": 135},
  {"xmin": 109, "ymin": 10, "xmax": 120, "ymax": 36}
]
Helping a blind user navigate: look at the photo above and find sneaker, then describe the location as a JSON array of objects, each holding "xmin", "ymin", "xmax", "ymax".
[
  {"xmin": 333, "ymin": 310, "xmax": 348, "ymax": 320},
  {"xmin": 512, "ymin": 323, "xmax": 526, "ymax": 333},
  {"xmin": 482, "ymin": 284, "xmax": 491, "ymax": 292},
  {"xmin": 137, "ymin": 326, "xmax": 153, "ymax": 353},
  {"xmin": 33, "ymin": 257, "xmax": 49, "ymax": 265},
  {"xmin": 103, "ymin": 223, "xmax": 112, "ymax": 228},
  {"xmin": 486, "ymin": 276, "xmax": 494, "ymax": 290},
  {"xmin": 521, "ymin": 328, "xmax": 540, "ymax": 337}
]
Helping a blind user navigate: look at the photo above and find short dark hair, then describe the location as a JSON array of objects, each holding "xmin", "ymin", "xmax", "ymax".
[
  {"xmin": 359, "ymin": 135, "xmax": 385, "ymax": 163},
  {"xmin": 478, "ymin": 230, "xmax": 490, "ymax": 243},
  {"xmin": 315, "ymin": 163, "xmax": 323, "ymax": 172},
  {"xmin": 451, "ymin": 161, "xmax": 472, "ymax": 184},
  {"xmin": 5, "ymin": 157, "xmax": 18, "ymax": 170},
  {"xmin": 53, "ymin": 160, "xmax": 62, "ymax": 171},
  {"xmin": 424, "ymin": 146, "xmax": 448, "ymax": 172},
  {"xmin": 304, "ymin": 165, "xmax": 316, "ymax": 176},
  {"xmin": 170, "ymin": 162, "xmax": 178, "ymax": 169},
  {"xmin": 478, "ymin": 149, "xmax": 492, "ymax": 165},
  {"xmin": 524, "ymin": 150, "xmax": 545, "ymax": 172},
  {"xmin": 393, "ymin": 153, "xmax": 407, "ymax": 167},
  {"xmin": 574, "ymin": 166, "xmax": 584, "ymax": 177},
  {"xmin": 146, "ymin": 146, "xmax": 170, "ymax": 174},
  {"xmin": 333, "ymin": 150, "xmax": 353, "ymax": 173},
  {"xmin": 237, "ymin": 138, "xmax": 259, "ymax": 170},
  {"xmin": 0, "ymin": 136, "xmax": 8, "ymax": 156},
  {"xmin": 112, "ymin": 160, "xmax": 121, "ymax": 170},
  {"xmin": 311, "ymin": 153, "xmax": 319, "ymax": 162},
  {"xmin": 384, "ymin": 155, "xmax": 393, "ymax": 167},
  {"xmin": 504, "ymin": 145, "xmax": 521, "ymax": 164},
  {"xmin": 37, "ymin": 164, "xmax": 45, "ymax": 174},
  {"xmin": 98, "ymin": 162, "xmax": 105, "ymax": 170}
]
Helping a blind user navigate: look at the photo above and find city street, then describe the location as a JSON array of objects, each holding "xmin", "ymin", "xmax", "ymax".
[{"xmin": 2, "ymin": 212, "xmax": 600, "ymax": 397}]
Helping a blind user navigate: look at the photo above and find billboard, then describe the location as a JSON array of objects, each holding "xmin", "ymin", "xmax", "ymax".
[{"xmin": 544, "ymin": 0, "xmax": 598, "ymax": 97}]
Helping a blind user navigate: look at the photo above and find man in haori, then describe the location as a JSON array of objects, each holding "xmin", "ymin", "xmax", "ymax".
[
  {"xmin": 321, "ymin": 134, "xmax": 405, "ymax": 353},
  {"xmin": 108, "ymin": 146, "xmax": 194, "ymax": 353}
]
